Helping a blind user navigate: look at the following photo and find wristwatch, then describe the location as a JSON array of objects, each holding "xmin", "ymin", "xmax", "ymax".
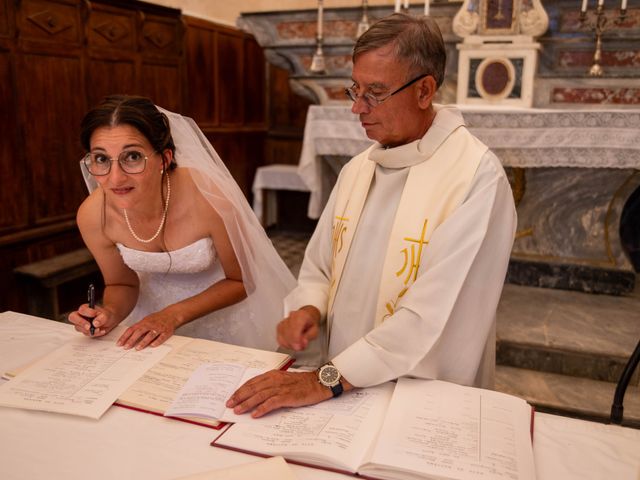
[{"xmin": 317, "ymin": 362, "xmax": 343, "ymax": 398}]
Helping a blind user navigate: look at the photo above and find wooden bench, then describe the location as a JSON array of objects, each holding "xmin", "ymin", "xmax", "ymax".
[{"xmin": 13, "ymin": 248, "xmax": 100, "ymax": 321}]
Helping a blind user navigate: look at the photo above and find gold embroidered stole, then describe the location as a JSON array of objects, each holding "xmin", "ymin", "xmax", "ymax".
[{"xmin": 327, "ymin": 126, "xmax": 487, "ymax": 330}]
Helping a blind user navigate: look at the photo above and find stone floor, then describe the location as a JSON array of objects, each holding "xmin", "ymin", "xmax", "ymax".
[{"xmin": 268, "ymin": 229, "xmax": 640, "ymax": 429}]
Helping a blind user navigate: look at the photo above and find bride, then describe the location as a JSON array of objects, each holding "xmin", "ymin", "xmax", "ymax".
[{"xmin": 68, "ymin": 95, "xmax": 296, "ymax": 351}]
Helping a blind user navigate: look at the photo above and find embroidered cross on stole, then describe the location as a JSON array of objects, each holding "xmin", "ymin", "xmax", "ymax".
[{"xmin": 327, "ymin": 126, "xmax": 487, "ymax": 332}]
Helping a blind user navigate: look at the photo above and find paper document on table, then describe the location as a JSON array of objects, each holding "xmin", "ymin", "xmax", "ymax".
[
  {"xmin": 361, "ymin": 377, "xmax": 536, "ymax": 480},
  {"xmin": 172, "ymin": 456, "xmax": 297, "ymax": 480},
  {"xmin": 214, "ymin": 383, "xmax": 395, "ymax": 473},
  {"xmin": 0, "ymin": 335, "xmax": 170, "ymax": 419},
  {"xmin": 165, "ymin": 362, "xmax": 266, "ymax": 423}
]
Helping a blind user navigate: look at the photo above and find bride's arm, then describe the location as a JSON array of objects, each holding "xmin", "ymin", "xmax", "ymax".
[
  {"xmin": 118, "ymin": 194, "xmax": 246, "ymax": 350},
  {"xmin": 68, "ymin": 191, "xmax": 140, "ymax": 337}
]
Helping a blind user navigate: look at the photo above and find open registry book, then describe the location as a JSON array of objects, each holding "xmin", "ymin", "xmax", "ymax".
[
  {"xmin": 114, "ymin": 335, "xmax": 292, "ymax": 428},
  {"xmin": 213, "ymin": 377, "xmax": 536, "ymax": 480},
  {"xmin": 2, "ymin": 330, "xmax": 292, "ymax": 428}
]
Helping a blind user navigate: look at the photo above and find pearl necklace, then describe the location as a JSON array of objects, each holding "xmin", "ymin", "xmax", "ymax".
[{"xmin": 123, "ymin": 173, "xmax": 171, "ymax": 244}]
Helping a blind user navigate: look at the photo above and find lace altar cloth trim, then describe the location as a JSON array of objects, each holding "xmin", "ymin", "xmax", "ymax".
[{"xmin": 300, "ymin": 106, "xmax": 640, "ymax": 170}]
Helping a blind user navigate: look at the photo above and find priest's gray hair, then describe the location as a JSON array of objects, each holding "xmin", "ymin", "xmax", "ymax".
[{"xmin": 353, "ymin": 13, "xmax": 446, "ymax": 89}]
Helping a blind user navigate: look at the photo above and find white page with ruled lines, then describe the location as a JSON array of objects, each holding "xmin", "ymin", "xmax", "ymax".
[{"xmin": 0, "ymin": 335, "xmax": 169, "ymax": 419}]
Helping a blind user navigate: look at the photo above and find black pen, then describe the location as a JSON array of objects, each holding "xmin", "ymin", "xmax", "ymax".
[{"xmin": 87, "ymin": 284, "xmax": 96, "ymax": 336}]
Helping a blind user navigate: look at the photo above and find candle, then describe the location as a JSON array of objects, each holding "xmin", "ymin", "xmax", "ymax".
[
  {"xmin": 424, "ymin": 0, "xmax": 430, "ymax": 16},
  {"xmin": 597, "ymin": 0, "xmax": 604, "ymax": 6},
  {"xmin": 621, "ymin": 0, "xmax": 627, "ymax": 9},
  {"xmin": 581, "ymin": 0, "xmax": 588, "ymax": 12},
  {"xmin": 395, "ymin": 0, "xmax": 401, "ymax": 13},
  {"xmin": 403, "ymin": 0, "xmax": 409, "ymax": 9},
  {"xmin": 317, "ymin": 0, "xmax": 323, "ymax": 39}
]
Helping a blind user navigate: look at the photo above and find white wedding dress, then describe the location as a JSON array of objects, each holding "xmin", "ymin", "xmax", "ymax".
[{"xmin": 117, "ymin": 237, "xmax": 270, "ymax": 348}]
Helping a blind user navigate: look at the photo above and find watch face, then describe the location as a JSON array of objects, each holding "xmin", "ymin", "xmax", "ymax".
[{"xmin": 319, "ymin": 365, "xmax": 340, "ymax": 386}]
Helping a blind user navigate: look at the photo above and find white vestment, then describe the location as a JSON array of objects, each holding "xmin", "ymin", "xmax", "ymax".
[{"xmin": 285, "ymin": 106, "xmax": 517, "ymax": 388}]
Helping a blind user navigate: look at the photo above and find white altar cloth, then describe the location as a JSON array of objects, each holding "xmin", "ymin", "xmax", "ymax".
[
  {"xmin": 299, "ymin": 105, "xmax": 640, "ymax": 218},
  {"xmin": 1, "ymin": 311, "xmax": 639, "ymax": 480}
]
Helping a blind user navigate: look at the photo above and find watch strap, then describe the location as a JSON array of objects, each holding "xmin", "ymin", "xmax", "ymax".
[{"xmin": 330, "ymin": 381, "xmax": 344, "ymax": 398}]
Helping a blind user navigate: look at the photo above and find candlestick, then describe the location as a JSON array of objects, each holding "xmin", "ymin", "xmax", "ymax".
[
  {"xmin": 580, "ymin": 0, "xmax": 627, "ymax": 76},
  {"xmin": 317, "ymin": 0, "xmax": 323, "ymax": 39},
  {"xmin": 395, "ymin": 0, "xmax": 401, "ymax": 13},
  {"xmin": 356, "ymin": 0, "xmax": 371, "ymax": 38},
  {"xmin": 424, "ymin": 0, "xmax": 430, "ymax": 16}
]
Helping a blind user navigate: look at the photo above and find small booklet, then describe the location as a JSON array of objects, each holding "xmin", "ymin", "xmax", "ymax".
[
  {"xmin": 213, "ymin": 377, "xmax": 536, "ymax": 480},
  {"xmin": 171, "ymin": 456, "xmax": 296, "ymax": 480},
  {"xmin": 164, "ymin": 362, "xmax": 268, "ymax": 424}
]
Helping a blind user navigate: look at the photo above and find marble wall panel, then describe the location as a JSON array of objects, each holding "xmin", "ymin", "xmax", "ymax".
[{"xmin": 511, "ymin": 167, "xmax": 640, "ymax": 271}]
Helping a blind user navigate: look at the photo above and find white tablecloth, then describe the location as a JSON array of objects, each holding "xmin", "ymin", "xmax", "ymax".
[
  {"xmin": 1, "ymin": 311, "xmax": 639, "ymax": 480},
  {"xmin": 298, "ymin": 105, "xmax": 640, "ymax": 218}
]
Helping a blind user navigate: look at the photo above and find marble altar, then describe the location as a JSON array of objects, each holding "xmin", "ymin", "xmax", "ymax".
[{"xmin": 297, "ymin": 105, "xmax": 640, "ymax": 293}]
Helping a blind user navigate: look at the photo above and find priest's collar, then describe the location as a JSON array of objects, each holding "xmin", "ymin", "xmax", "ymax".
[{"xmin": 368, "ymin": 105, "xmax": 465, "ymax": 169}]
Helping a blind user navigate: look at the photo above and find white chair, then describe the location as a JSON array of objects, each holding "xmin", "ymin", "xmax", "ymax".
[{"xmin": 252, "ymin": 164, "xmax": 310, "ymax": 227}]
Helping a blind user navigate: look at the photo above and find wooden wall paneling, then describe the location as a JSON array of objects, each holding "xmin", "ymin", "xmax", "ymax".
[
  {"xmin": 216, "ymin": 31, "xmax": 244, "ymax": 126},
  {"xmin": 268, "ymin": 64, "xmax": 311, "ymax": 131},
  {"xmin": 86, "ymin": 2, "xmax": 136, "ymax": 51},
  {"xmin": 85, "ymin": 54, "xmax": 137, "ymax": 107},
  {"xmin": 243, "ymin": 36, "xmax": 266, "ymax": 126},
  {"xmin": 183, "ymin": 20, "xmax": 215, "ymax": 125},
  {"xmin": 85, "ymin": 2, "xmax": 138, "ymax": 107},
  {"xmin": 140, "ymin": 13, "xmax": 182, "ymax": 59},
  {"xmin": 17, "ymin": 51, "xmax": 87, "ymax": 224},
  {"xmin": 205, "ymin": 130, "xmax": 265, "ymax": 200},
  {"xmin": 207, "ymin": 131, "xmax": 243, "ymax": 189},
  {"xmin": 17, "ymin": 0, "xmax": 83, "ymax": 50},
  {"xmin": 264, "ymin": 64, "xmax": 312, "ymax": 167},
  {"xmin": 139, "ymin": 12, "xmax": 182, "ymax": 112},
  {"xmin": 265, "ymin": 135, "xmax": 304, "ymax": 167},
  {"xmin": 139, "ymin": 59, "xmax": 181, "ymax": 111},
  {"xmin": 0, "ymin": 48, "xmax": 26, "ymax": 233},
  {"xmin": 0, "ymin": 0, "xmax": 13, "ymax": 39}
]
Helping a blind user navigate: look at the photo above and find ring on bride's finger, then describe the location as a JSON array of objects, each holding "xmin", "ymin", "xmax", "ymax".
[{"xmin": 151, "ymin": 330, "xmax": 158, "ymax": 336}]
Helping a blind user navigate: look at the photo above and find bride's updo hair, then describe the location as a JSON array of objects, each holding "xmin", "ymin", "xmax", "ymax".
[{"xmin": 80, "ymin": 95, "xmax": 177, "ymax": 171}]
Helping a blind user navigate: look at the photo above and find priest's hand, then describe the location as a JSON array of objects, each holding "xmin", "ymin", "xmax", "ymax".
[
  {"xmin": 226, "ymin": 370, "xmax": 341, "ymax": 418},
  {"xmin": 277, "ymin": 305, "xmax": 321, "ymax": 351},
  {"xmin": 116, "ymin": 309, "xmax": 178, "ymax": 350}
]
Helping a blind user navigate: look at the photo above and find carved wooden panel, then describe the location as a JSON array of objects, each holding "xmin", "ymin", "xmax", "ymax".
[
  {"xmin": 86, "ymin": 57, "xmax": 136, "ymax": 108},
  {"xmin": 87, "ymin": 4, "xmax": 136, "ymax": 51},
  {"xmin": 269, "ymin": 64, "xmax": 311, "ymax": 130},
  {"xmin": 141, "ymin": 15, "xmax": 181, "ymax": 57},
  {"xmin": 184, "ymin": 23, "xmax": 215, "ymax": 125},
  {"xmin": 140, "ymin": 61, "xmax": 181, "ymax": 112},
  {"xmin": 243, "ymin": 37, "xmax": 266, "ymax": 126},
  {"xmin": 0, "ymin": 50, "xmax": 27, "ymax": 232},
  {"xmin": 265, "ymin": 136, "xmax": 304, "ymax": 167},
  {"xmin": 17, "ymin": 53, "xmax": 87, "ymax": 224},
  {"xmin": 18, "ymin": 0, "xmax": 82, "ymax": 45},
  {"xmin": 208, "ymin": 130, "xmax": 265, "ymax": 199},
  {"xmin": 0, "ymin": 0, "xmax": 11, "ymax": 38},
  {"xmin": 216, "ymin": 32, "xmax": 244, "ymax": 126}
]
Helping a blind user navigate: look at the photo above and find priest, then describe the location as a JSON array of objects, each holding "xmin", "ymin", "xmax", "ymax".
[{"xmin": 227, "ymin": 13, "xmax": 517, "ymax": 417}]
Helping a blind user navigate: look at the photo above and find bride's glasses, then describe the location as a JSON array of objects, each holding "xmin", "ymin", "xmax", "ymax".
[{"xmin": 83, "ymin": 150, "xmax": 148, "ymax": 176}]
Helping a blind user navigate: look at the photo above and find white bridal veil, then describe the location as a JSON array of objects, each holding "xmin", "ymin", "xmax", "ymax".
[{"xmin": 159, "ymin": 107, "xmax": 296, "ymax": 350}]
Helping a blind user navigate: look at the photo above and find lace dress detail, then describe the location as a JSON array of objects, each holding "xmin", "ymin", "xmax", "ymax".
[{"xmin": 117, "ymin": 237, "xmax": 268, "ymax": 348}]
